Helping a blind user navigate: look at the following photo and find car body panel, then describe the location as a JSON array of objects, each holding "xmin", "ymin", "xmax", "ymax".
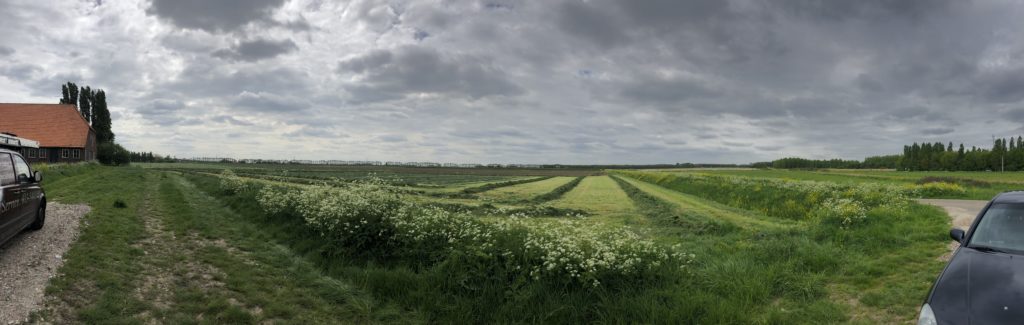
[
  {"xmin": 927, "ymin": 192, "xmax": 1024, "ymax": 324},
  {"xmin": 0, "ymin": 149, "xmax": 44, "ymax": 246},
  {"xmin": 930, "ymin": 248, "xmax": 1024, "ymax": 324}
]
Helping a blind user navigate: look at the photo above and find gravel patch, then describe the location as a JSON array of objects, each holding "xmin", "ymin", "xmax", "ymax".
[{"xmin": 0, "ymin": 203, "xmax": 90, "ymax": 325}]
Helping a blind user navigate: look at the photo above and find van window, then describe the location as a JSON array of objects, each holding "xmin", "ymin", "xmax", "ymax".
[
  {"xmin": 0, "ymin": 153, "xmax": 14, "ymax": 185},
  {"xmin": 13, "ymin": 155, "xmax": 30, "ymax": 182}
]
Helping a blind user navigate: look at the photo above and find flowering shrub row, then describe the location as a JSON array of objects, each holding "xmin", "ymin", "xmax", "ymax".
[
  {"xmin": 219, "ymin": 170, "xmax": 687, "ymax": 286},
  {"xmin": 613, "ymin": 171, "xmax": 916, "ymax": 226}
]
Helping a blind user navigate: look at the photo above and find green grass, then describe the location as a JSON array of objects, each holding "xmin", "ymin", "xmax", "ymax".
[
  {"xmin": 615, "ymin": 175, "xmax": 791, "ymax": 230},
  {"xmin": 34, "ymin": 167, "xmax": 413, "ymax": 323},
  {"xmin": 551, "ymin": 176, "xmax": 636, "ymax": 215},
  {"xmin": 477, "ymin": 176, "xmax": 576, "ymax": 202},
  {"xmin": 608, "ymin": 172, "xmax": 950, "ymax": 323},
  {"xmin": 664, "ymin": 168, "xmax": 1018, "ymax": 200}
]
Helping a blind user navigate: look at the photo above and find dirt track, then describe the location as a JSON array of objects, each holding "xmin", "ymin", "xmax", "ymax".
[
  {"xmin": 917, "ymin": 199, "xmax": 987, "ymax": 230},
  {"xmin": 0, "ymin": 203, "xmax": 90, "ymax": 325}
]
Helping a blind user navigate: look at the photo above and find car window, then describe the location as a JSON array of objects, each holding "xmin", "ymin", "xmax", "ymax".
[
  {"xmin": 969, "ymin": 203, "xmax": 1024, "ymax": 253},
  {"xmin": 12, "ymin": 155, "xmax": 31, "ymax": 182},
  {"xmin": 0, "ymin": 153, "xmax": 14, "ymax": 186}
]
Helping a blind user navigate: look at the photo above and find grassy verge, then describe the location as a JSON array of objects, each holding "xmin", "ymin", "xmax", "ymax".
[{"xmin": 34, "ymin": 167, "xmax": 411, "ymax": 323}]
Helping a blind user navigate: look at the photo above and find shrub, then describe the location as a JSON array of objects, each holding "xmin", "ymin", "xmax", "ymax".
[
  {"xmin": 97, "ymin": 142, "xmax": 131, "ymax": 166},
  {"xmin": 813, "ymin": 198, "xmax": 867, "ymax": 228}
]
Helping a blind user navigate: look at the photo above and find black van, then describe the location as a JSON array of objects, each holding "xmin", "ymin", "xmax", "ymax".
[{"xmin": 0, "ymin": 148, "xmax": 45, "ymax": 246}]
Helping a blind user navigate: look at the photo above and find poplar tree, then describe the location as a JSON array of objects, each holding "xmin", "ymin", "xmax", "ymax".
[{"xmin": 79, "ymin": 86, "xmax": 92, "ymax": 122}]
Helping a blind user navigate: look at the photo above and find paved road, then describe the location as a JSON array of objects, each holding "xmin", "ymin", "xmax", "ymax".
[{"xmin": 917, "ymin": 199, "xmax": 988, "ymax": 230}]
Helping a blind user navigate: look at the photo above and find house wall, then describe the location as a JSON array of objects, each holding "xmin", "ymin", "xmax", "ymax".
[
  {"xmin": 19, "ymin": 130, "xmax": 98, "ymax": 164},
  {"xmin": 20, "ymin": 147, "xmax": 94, "ymax": 164}
]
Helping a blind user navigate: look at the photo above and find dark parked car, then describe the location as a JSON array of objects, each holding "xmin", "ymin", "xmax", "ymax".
[
  {"xmin": 0, "ymin": 148, "xmax": 45, "ymax": 246},
  {"xmin": 919, "ymin": 191, "xmax": 1024, "ymax": 325}
]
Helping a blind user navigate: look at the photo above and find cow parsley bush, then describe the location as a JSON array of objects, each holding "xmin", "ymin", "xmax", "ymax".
[
  {"xmin": 502, "ymin": 218, "xmax": 692, "ymax": 286},
  {"xmin": 814, "ymin": 198, "xmax": 867, "ymax": 228}
]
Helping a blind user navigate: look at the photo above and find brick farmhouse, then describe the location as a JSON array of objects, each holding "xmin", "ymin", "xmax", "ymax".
[{"xmin": 0, "ymin": 103, "xmax": 98, "ymax": 163}]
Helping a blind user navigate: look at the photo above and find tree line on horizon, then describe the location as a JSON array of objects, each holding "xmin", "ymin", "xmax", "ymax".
[
  {"xmin": 897, "ymin": 137, "xmax": 1024, "ymax": 171},
  {"xmin": 764, "ymin": 136, "xmax": 1024, "ymax": 171}
]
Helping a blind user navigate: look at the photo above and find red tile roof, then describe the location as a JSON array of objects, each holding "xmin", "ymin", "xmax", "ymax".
[{"xmin": 0, "ymin": 103, "xmax": 94, "ymax": 148}]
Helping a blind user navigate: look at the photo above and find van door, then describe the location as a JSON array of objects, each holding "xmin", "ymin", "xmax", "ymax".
[
  {"xmin": 0, "ymin": 153, "xmax": 23, "ymax": 244},
  {"xmin": 10, "ymin": 155, "xmax": 36, "ymax": 229}
]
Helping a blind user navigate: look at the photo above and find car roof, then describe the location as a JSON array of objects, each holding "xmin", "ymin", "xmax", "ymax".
[{"xmin": 993, "ymin": 191, "xmax": 1024, "ymax": 203}]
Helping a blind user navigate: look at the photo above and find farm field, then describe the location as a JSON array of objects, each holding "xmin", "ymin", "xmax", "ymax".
[
  {"xmin": 550, "ymin": 176, "xmax": 636, "ymax": 216},
  {"xmin": 28, "ymin": 163, "xmax": 967, "ymax": 323},
  {"xmin": 477, "ymin": 176, "xmax": 576, "ymax": 202},
  {"xmin": 663, "ymin": 168, "xmax": 1024, "ymax": 200}
]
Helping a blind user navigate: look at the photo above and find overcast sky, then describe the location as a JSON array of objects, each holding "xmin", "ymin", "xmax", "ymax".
[{"xmin": 2, "ymin": 0, "xmax": 1023, "ymax": 164}]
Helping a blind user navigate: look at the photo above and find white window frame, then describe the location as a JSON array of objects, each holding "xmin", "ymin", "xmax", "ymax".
[
  {"xmin": 72, "ymin": 149, "xmax": 80, "ymax": 159},
  {"xmin": 27, "ymin": 148, "xmax": 36, "ymax": 158},
  {"xmin": 62, "ymin": 149, "xmax": 69, "ymax": 158},
  {"xmin": 39, "ymin": 149, "xmax": 47, "ymax": 158}
]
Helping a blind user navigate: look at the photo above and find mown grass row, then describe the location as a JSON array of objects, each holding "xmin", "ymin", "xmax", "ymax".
[
  {"xmin": 460, "ymin": 176, "xmax": 553, "ymax": 194},
  {"xmin": 529, "ymin": 176, "xmax": 585, "ymax": 203},
  {"xmin": 611, "ymin": 175, "xmax": 736, "ymax": 234}
]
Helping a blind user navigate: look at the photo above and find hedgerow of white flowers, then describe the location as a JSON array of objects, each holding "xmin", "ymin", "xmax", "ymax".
[{"xmin": 217, "ymin": 171, "xmax": 687, "ymax": 286}]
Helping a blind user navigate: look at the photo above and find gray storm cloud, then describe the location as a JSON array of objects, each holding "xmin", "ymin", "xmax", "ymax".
[{"xmin": 0, "ymin": 0, "xmax": 1022, "ymax": 164}]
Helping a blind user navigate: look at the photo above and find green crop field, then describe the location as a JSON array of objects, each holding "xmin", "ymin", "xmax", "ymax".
[{"xmin": 28, "ymin": 163, "xmax": 959, "ymax": 324}]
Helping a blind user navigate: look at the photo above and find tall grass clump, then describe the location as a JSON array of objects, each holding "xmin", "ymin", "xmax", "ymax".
[{"xmin": 219, "ymin": 170, "xmax": 688, "ymax": 287}]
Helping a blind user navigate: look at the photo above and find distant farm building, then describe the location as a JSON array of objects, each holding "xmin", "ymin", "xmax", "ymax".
[{"xmin": 0, "ymin": 103, "xmax": 98, "ymax": 163}]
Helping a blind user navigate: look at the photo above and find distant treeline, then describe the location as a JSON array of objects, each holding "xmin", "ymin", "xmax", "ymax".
[
  {"xmin": 898, "ymin": 137, "xmax": 1024, "ymax": 171},
  {"xmin": 762, "ymin": 156, "xmax": 900, "ymax": 169},
  {"xmin": 129, "ymin": 151, "xmax": 176, "ymax": 163},
  {"xmin": 765, "ymin": 136, "xmax": 1024, "ymax": 171}
]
